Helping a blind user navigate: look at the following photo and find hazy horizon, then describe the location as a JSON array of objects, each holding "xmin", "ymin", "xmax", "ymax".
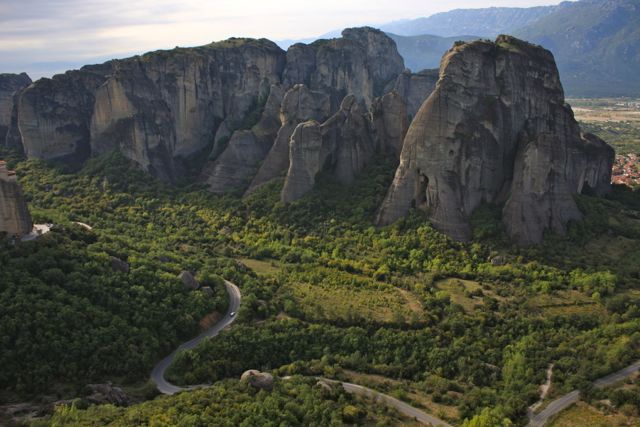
[{"xmin": 1, "ymin": 0, "xmax": 571, "ymax": 80}]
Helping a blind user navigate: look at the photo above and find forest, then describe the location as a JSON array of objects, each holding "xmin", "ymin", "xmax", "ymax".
[{"xmin": 1, "ymin": 147, "xmax": 639, "ymax": 426}]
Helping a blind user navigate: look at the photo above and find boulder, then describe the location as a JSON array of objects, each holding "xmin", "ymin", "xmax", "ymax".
[
  {"xmin": 179, "ymin": 271, "xmax": 199, "ymax": 290},
  {"xmin": 110, "ymin": 256, "xmax": 130, "ymax": 274},
  {"xmin": 377, "ymin": 36, "xmax": 614, "ymax": 245},
  {"xmin": 84, "ymin": 383, "xmax": 132, "ymax": 406},
  {"xmin": 240, "ymin": 370, "xmax": 274, "ymax": 391}
]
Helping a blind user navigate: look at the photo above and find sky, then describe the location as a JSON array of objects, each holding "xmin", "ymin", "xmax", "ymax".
[{"xmin": 1, "ymin": 0, "xmax": 567, "ymax": 79}]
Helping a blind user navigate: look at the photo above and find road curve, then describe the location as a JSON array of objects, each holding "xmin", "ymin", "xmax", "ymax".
[
  {"xmin": 528, "ymin": 360, "xmax": 640, "ymax": 427},
  {"xmin": 150, "ymin": 280, "xmax": 241, "ymax": 395},
  {"xmin": 323, "ymin": 379, "xmax": 453, "ymax": 427},
  {"xmin": 150, "ymin": 279, "xmax": 452, "ymax": 426}
]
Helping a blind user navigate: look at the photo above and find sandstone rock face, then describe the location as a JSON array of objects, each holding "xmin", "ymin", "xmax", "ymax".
[
  {"xmin": 281, "ymin": 95, "xmax": 375, "ymax": 202},
  {"xmin": 0, "ymin": 73, "xmax": 31, "ymax": 146},
  {"xmin": 240, "ymin": 370, "xmax": 274, "ymax": 391},
  {"xmin": 17, "ymin": 64, "xmax": 114, "ymax": 163},
  {"xmin": 281, "ymin": 121, "xmax": 325, "ymax": 203},
  {"xmin": 391, "ymin": 69, "xmax": 439, "ymax": 117},
  {"xmin": 372, "ymin": 91, "xmax": 409, "ymax": 157},
  {"xmin": 0, "ymin": 161, "xmax": 32, "ymax": 237},
  {"xmin": 13, "ymin": 40, "xmax": 285, "ymax": 179},
  {"xmin": 283, "ymin": 27, "xmax": 404, "ymax": 110},
  {"xmin": 377, "ymin": 36, "xmax": 615, "ymax": 245},
  {"xmin": 202, "ymin": 84, "xmax": 284, "ymax": 193},
  {"xmin": 246, "ymin": 84, "xmax": 331, "ymax": 195}
]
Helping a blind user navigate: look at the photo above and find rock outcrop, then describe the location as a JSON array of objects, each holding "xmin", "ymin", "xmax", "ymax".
[
  {"xmin": 390, "ymin": 69, "xmax": 439, "ymax": 117},
  {"xmin": 240, "ymin": 370, "xmax": 274, "ymax": 391},
  {"xmin": 17, "ymin": 64, "xmax": 115, "ymax": 163},
  {"xmin": 179, "ymin": 271, "xmax": 200, "ymax": 290},
  {"xmin": 281, "ymin": 95, "xmax": 375, "ymax": 202},
  {"xmin": 0, "ymin": 73, "xmax": 31, "ymax": 146},
  {"xmin": 245, "ymin": 84, "xmax": 331, "ymax": 195},
  {"xmin": 0, "ymin": 160, "xmax": 32, "ymax": 238},
  {"xmin": 110, "ymin": 256, "xmax": 130, "ymax": 274},
  {"xmin": 10, "ymin": 27, "xmax": 406, "ymax": 192},
  {"xmin": 371, "ymin": 91, "xmax": 409, "ymax": 157},
  {"xmin": 283, "ymin": 27, "xmax": 404, "ymax": 110},
  {"xmin": 84, "ymin": 383, "xmax": 132, "ymax": 406},
  {"xmin": 377, "ymin": 36, "xmax": 615, "ymax": 245},
  {"xmin": 202, "ymin": 84, "xmax": 284, "ymax": 193},
  {"xmin": 12, "ymin": 40, "xmax": 285, "ymax": 179}
]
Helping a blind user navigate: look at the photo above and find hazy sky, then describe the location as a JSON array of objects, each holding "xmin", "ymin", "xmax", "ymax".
[{"xmin": 1, "ymin": 0, "xmax": 567, "ymax": 79}]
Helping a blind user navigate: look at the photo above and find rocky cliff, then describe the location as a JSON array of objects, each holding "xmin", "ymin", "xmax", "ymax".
[
  {"xmin": 283, "ymin": 27, "xmax": 405, "ymax": 110},
  {"xmin": 0, "ymin": 161, "xmax": 32, "ymax": 237},
  {"xmin": 9, "ymin": 27, "xmax": 407, "ymax": 189},
  {"xmin": 377, "ymin": 36, "xmax": 614, "ymax": 245},
  {"xmin": 11, "ymin": 39, "xmax": 285, "ymax": 179},
  {"xmin": 0, "ymin": 73, "xmax": 32, "ymax": 148},
  {"xmin": 281, "ymin": 93, "xmax": 398, "ymax": 203}
]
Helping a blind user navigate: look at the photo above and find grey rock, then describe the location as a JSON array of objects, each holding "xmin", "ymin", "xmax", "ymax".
[
  {"xmin": 391, "ymin": 69, "xmax": 439, "ymax": 117},
  {"xmin": 0, "ymin": 73, "xmax": 31, "ymax": 147},
  {"xmin": 179, "ymin": 271, "xmax": 200, "ymax": 290},
  {"xmin": 283, "ymin": 27, "xmax": 404, "ymax": 110},
  {"xmin": 246, "ymin": 84, "xmax": 331, "ymax": 195},
  {"xmin": 371, "ymin": 91, "xmax": 409, "ymax": 157},
  {"xmin": 14, "ymin": 39, "xmax": 285, "ymax": 180},
  {"xmin": 281, "ymin": 121, "xmax": 325, "ymax": 203},
  {"xmin": 84, "ymin": 383, "xmax": 132, "ymax": 406},
  {"xmin": 202, "ymin": 84, "xmax": 285, "ymax": 193},
  {"xmin": 200, "ymin": 286, "xmax": 214, "ymax": 297},
  {"xmin": 0, "ymin": 161, "xmax": 32, "ymax": 237},
  {"xmin": 110, "ymin": 256, "xmax": 130, "ymax": 274},
  {"xmin": 377, "ymin": 36, "xmax": 614, "ymax": 245},
  {"xmin": 240, "ymin": 370, "xmax": 274, "ymax": 391}
]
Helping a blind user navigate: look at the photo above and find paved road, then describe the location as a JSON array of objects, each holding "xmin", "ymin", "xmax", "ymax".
[
  {"xmin": 324, "ymin": 379, "xmax": 453, "ymax": 426},
  {"xmin": 528, "ymin": 360, "xmax": 640, "ymax": 426},
  {"xmin": 150, "ymin": 280, "xmax": 241, "ymax": 395},
  {"xmin": 150, "ymin": 280, "xmax": 452, "ymax": 426}
]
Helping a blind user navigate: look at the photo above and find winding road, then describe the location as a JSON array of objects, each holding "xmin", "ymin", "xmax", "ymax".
[
  {"xmin": 527, "ymin": 360, "xmax": 640, "ymax": 426},
  {"xmin": 150, "ymin": 280, "xmax": 241, "ymax": 395},
  {"xmin": 151, "ymin": 279, "xmax": 639, "ymax": 426},
  {"xmin": 149, "ymin": 279, "xmax": 452, "ymax": 426}
]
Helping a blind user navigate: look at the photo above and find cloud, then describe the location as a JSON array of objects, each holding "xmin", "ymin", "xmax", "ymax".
[{"xmin": 1, "ymin": 0, "xmax": 566, "ymax": 79}]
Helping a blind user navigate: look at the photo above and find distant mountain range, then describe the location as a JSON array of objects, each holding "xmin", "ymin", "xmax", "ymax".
[
  {"xmin": 379, "ymin": 5, "xmax": 558, "ymax": 38},
  {"xmin": 278, "ymin": 0, "xmax": 640, "ymax": 97}
]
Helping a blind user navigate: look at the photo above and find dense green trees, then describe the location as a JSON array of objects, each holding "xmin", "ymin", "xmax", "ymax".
[
  {"xmin": 1, "ymin": 148, "xmax": 639, "ymax": 425},
  {"xmin": 43, "ymin": 377, "xmax": 408, "ymax": 426}
]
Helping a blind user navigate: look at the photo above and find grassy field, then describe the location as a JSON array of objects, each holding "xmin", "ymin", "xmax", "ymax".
[
  {"xmin": 238, "ymin": 257, "xmax": 281, "ymax": 275},
  {"xmin": 549, "ymin": 401, "xmax": 636, "ymax": 427},
  {"xmin": 568, "ymin": 98, "xmax": 640, "ymax": 155},
  {"xmin": 435, "ymin": 278, "xmax": 485, "ymax": 312},
  {"xmin": 283, "ymin": 270, "xmax": 425, "ymax": 324},
  {"xmin": 526, "ymin": 290, "xmax": 606, "ymax": 317}
]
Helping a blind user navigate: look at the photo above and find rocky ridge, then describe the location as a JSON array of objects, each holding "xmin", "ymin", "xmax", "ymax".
[
  {"xmin": 0, "ymin": 160, "xmax": 32, "ymax": 237},
  {"xmin": 2, "ymin": 30, "xmax": 616, "ymax": 245},
  {"xmin": 0, "ymin": 73, "xmax": 32, "ymax": 149},
  {"xmin": 377, "ymin": 36, "xmax": 614, "ymax": 245}
]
